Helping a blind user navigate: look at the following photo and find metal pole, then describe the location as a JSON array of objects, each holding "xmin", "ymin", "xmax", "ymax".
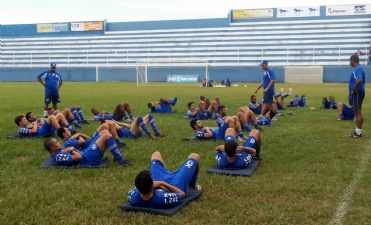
[{"xmin": 96, "ymin": 65, "xmax": 99, "ymax": 83}]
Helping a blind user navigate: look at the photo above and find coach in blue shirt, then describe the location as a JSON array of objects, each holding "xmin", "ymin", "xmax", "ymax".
[
  {"xmin": 348, "ymin": 55, "xmax": 366, "ymax": 138},
  {"xmin": 37, "ymin": 63, "xmax": 62, "ymax": 117},
  {"xmin": 255, "ymin": 60, "xmax": 276, "ymax": 116}
]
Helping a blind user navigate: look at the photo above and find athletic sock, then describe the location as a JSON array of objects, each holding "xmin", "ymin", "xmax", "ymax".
[
  {"xmin": 355, "ymin": 127, "xmax": 362, "ymax": 135},
  {"xmin": 238, "ymin": 131, "xmax": 244, "ymax": 138},
  {"xmin": 243, "ymin": 124, "xmax": 251, "ymax": 132},
  {"xmin": 148, "ymin": 114, "xmax": 161, "ymax": 136},
  {"xmin": 43, "ymin": 111, "xmax": 48, "ymax": 117},
  {"xmin": 253, "ymin": 123, "xmax": 259, "ymax": 130},
  {"xmin": 106, "ymin": 137, "xmax": 125, "ymax": 164},
  {"xmin": 282, "ymin": 93, "xmax": 289, "ymax": 98},
  {"xmin": 170, "ymin": 97, "xmax": 178, "ymax": 106},
  {"xmin": 77, "ymin": 110, "xmax": 86, "ymax": 121},
  {"xmin": 115, "ymin": 138, "xmax": 123, "ymax": 146},
  {"xmin": 67, "ymin": 125, "xmax": 76, "ymax": 134},
  {"xmin": 72, "ymin": 120, "xmax": 82, "ymax": 129},
  {"xmin": 339, "ymin": 113, "xmax": 344, "ymax": 120},
  {"xmin": 137, "ymin": 116, "xmax": 152, "ymax": 137},
  {"xmin": 124, "ymin": 114, "xmax": 129, "ymax": 121},
  {"xmin": 129, "ymin": 114, "xmax": 134, "ymax": 121}
]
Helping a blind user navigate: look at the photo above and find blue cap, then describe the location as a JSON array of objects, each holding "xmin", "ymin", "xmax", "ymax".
[
  {"xmin": 260, "ymin": 60, "xmax": 268, "ymax": 65},
  {"xmin": 50, "ymin": 63, "xmax": 57, "ymax": 68}
]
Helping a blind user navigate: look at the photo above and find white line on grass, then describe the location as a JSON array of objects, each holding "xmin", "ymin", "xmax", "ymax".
[{"xmin": 328, "ymin": 141, "xmax": 371, "ymax": 225}]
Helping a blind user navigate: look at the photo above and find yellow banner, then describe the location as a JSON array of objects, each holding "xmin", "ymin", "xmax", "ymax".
[
  {"xmin": 233, "ymin": 9, "xmax": 273, "ymax": 19},
  {"xmin": 84, "ymin": 22, "xmax": 104, "ymax": 31},
  {"xmin": 37, "ymin": 23, "xmax": 69, "ymax": 33}
]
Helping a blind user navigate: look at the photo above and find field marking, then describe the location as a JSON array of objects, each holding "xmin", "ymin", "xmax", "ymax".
[{"xmin": 328, "ymin": 141, "xmax": 371, "ymax": 225}]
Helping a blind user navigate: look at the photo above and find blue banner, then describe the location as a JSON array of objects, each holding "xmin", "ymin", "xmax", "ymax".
[{"xmin": 167, "ymin": 75, "xmax": 199, "ymax": 83}]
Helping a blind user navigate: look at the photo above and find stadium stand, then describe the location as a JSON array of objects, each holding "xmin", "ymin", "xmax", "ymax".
[{"xmin": 0, "ymin": 5, "xmax": 370, "ymax": 82}]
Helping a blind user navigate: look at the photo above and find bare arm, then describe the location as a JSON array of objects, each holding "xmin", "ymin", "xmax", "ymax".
[
  {"xmin": 153, "ymin": 181, "xmax": 185, "ymax": 198},
  {"xmin": 37, "ymin": 77, "xmax": 45, "ymax": 86},
  {"xmin": 264, "ymin": 80, "xmax": 275, "ymax": 92},
  {"xmin": 255, "ymin": 82, "xmax": 263, "ymax": 93},
  {"xmin": 237, "ymin": 146, "xmax": 256, "ymax": 156},
  {"xmin": 203, "ymin": 127, "xmax": 214, "ymax": 139},
  {"xmin": 62, "ymin": 147, "xmax": 82, "ymax": 161}
]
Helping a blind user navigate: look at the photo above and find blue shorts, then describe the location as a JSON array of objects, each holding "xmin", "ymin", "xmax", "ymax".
[
  {"xmin": 215, "ymin": 122, "xmax": 229, "ymax": 139},
  {"xmin": 277, "ymin": 103, "xmax": 283, "ymax": 110},
  {"xmin": 118, "ymin": 128, "xmax": 135, "ymax": 139},
  {"xmin": 342, "ymin": 104, "xmax": 355, "ymax": 120},
  {"xmin": 224, "ymin": 135, "xmax": 238, "ymax": 144},
  {"xmin": 36, "ymin": 122, "xmax": 54, "ymax": 137},
  {"xmin": 263, "ymin": 93, "xmax": 274, "ymax": 104},
  {"xmin": 349, "ymin": 91, "xmax": 365, "ymax": 111},
  {"xmin": 243, "ymin": 136, "xmax": 257, "ymax": 150},
  {"xmin": 150, "ymin": 158, "xmax": 199, "ymax": 192},
  {"xmin": 80, "ymin": 143, "xmax": 104, "ymax": 166},
  {"xmin": 84, "ymin": 133, "xmax": 101, "ymax": 148},
  {"xmin": 45, "ymin": 93, "xmax": 60, "ymax": 104}
]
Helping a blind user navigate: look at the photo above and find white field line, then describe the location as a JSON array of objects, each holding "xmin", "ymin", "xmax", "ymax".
[{"xmin": 328, "ymin": 141, "xmax": 371, "ymax": 225}]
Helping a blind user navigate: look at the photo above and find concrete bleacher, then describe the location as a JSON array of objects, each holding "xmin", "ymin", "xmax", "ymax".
[{"xmin": 0, "ymin": 5, "xmax": 370, "ymax": 82}]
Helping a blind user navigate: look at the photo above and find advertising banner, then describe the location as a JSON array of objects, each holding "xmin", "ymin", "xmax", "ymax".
[
  {"xmin": 277, "ymin": 6, "xmax": 320, "ymax": 17},
  {"xmin": 167, "ymin": 75, "xmax": 199, "ymax": 83},
  {"xmin": 71, "ymin": 21, "xmax": 104, "ymax": 32},
  {"xmin": 37, "ymin": 23, "xmax": 69, "ymax": 33},
  {"xmin": 327, "ymin": 4, "xmax": 371, "ymax": 16},
  {"xmin": 233, "ymin": 9, "xmax": 273, "ymax": 19}
]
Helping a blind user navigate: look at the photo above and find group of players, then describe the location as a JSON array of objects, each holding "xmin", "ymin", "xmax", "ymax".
[{"xmin": 12, "ymin": 55, "xmax": 366, "ymax": 209}]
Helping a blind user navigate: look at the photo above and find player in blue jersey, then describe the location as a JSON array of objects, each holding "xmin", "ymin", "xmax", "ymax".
[
  {"xmin": 91, "ymin": 103, "xmax": 133, "ymax": 122},
  {"xmin": 186, "ymin": 101, "xmax": 201, "ymax": 119},
  {"xmin": 37, "ymin": 63, "xmax": 62, "ymax": 117},
  {"xmin": 248, "ymin": 95, "xmax": 262, "ymax": 115},
  {"xmin": 257, "ymin": 110, "xmax": 276, "ymax": 126},
  {"xmin": 15, "ymin": 113, "xmax": 74, "ymax": 138},
  {"xmin": 57, "ymin": 121, "xmax": 125, "ymax": 149},
  {"xmin": 216, "ymin": 105, "xmax": 248, "ymax": 141},
  {"xmin": 348, "ymin": 55, "xmax": 366, "ymax": 137},
  {"xmin": 337, "ymin": 102, "xmax": 355, "ymax": 121},
  {"xmin": 255, "ymin": 60, "xmax": 276, "ymax": 116},
  {"xmin": 127, "ymin": 151, "xmax": 200, "ymax": 208},
  {"xmin": 198, "ymin": 99, "xmax": 219, "ymax": 119},
  {"xmin": 108, "ymin": 114, "xmax": 162, "ymax": 140},
  {"xmin": 47, "ymin": 108, "xmax": 82, "ymax": 129},
  {"xmin": 147, "ymin": 97, "xmax": 177, "ymax": 113},
  {"xmin": 321, "ymin": 96, "xmax": 337, "ymax": 110},
  {"xmin": 190, "ymin": 117, "xmax": 236, "ymax": 140},
  {"xmin": 43, "ymin": 129, "xmax": 127, "ymax": 166},
  {"xmin": 215, "ymin": 128, "xmax": 261, "ymax": 169}
]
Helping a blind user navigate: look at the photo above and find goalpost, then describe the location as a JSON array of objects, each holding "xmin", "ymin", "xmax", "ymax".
[{"xmin": 135, "ymin": 59, "xmax": 209, "ymax": 87}]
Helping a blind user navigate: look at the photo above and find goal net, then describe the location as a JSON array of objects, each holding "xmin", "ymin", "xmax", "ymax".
[
  {"xmin": 284, "ymin": 66, "xmax": 323, "ymax": 83},
  {"xmin": 136, "ymin": 59, "xmax": 209, "ymax": 87}
]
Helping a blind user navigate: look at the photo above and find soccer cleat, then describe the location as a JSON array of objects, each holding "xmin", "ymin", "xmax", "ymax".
[{"xmin": 349, "ymin": 131, "xmax": 362, "ymax": 138}]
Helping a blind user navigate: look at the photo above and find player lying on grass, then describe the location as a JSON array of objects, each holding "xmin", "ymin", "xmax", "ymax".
[
  {"xmin": 91, "ymin": 102, "xmax": 133, "ymax": 122},
  {"xmin": 216, "ymin": 105, "xmax": 254, "ymax": 140},
  {"xmin": 44, "ymin": 129, "xmax": 127, "ymax": 166},
  {"xmin": 337, "ymin": 102, "xmax": 355, "ymax": 121},
  {"xmin": 274, "ymin": 88, "xmax": 291, "ymax": 111},
  {"xmin": 128, "ymin": 151, "xmax": 200, "ymax": 208},
  {"xmin": 248, "ymin": 95, "xmax": 262, "ymax": 115},
  {"xmin": 287, "ymin": 94, "xmax": 307, "ymax": 107},
  {"xmin": 106, "ymin": 114, "xmax": 162, "ymax": 140},
  {"xmin": 215, "ymin": 128, "xmax": 261, "ymax": 169},
  {"xmin": 190, "ymin": 116, "xmax": 238, "ymax": 140},
  {"xmin": 236, "ymin": 106, "xmax": 260, "ymax": 130},
  {"xmin": 321, "ymin": 96, "xmax": 338, "ymax": 109},
  {"xmin": 15, "ymin": 113, "xmax": 75, "ymax": 138},
  {"xmin": 46, "ymin": 108, "xmax": 82, "ymax": 129},
  {"xmin": 57, "ymin": 122, "xmax": 125, "ymax": 150},
  {"xmin": 147, "ymin": 97, "xmax": 177, "ymax": 113}
]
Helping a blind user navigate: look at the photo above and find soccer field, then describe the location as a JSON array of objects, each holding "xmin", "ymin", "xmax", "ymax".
[{"xmin": 0, "ymin": 82, "xmax": 369, "ymax": 225}]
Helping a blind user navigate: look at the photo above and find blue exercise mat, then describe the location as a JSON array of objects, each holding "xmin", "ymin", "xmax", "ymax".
[
  {"xmin": 6, "ymin": 134, "xmax": 53, "ymax": 139},
  {"xmin": 207, "ymin": 159, "xmax": 260, "ymax": 176},
  {"xmin": 39, "ymin": 157, "xmax": 109, "ymax": 169},
  {"xmin": 119, "ymin": 189, "xmax": 202, "ymax": 216},
  {"xmin": 183, "ymin": 136, "xmax": 218, "ymax": 141}
]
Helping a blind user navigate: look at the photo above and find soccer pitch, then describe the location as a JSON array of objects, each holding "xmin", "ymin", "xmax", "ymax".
[{"xmin": 0, "ymin": 82, "xmax": 369, "ymax": 225}]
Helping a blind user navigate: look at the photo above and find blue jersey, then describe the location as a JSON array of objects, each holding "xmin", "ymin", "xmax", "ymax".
[
  {"xmin": 37, "ymin": 71, "xmax": 62, "ymax": 95},
  {"xmin": 63, "ymin": 139, "xmax": 80, "ymax": 149},
  {"xmin": 262, "ymin": 68, "xmax": 275, "ymax": 94},
  {"xmin": 349, "ymin": 64, "xmax": 365, "ymax": 93},
  {"xmin": 51, "ymin": 150, "xmax": 74, "ymax": 166},
  {"xmin": 94, "ymin": 113, "xmax": 113, "ymax": 121},
  {"xmin": 215, "ymin": 150, "xmax": 252, "ymax": 169},
  {"xmin": 195, "ymin": 129, "xmax": 216, "ymax": 139},
  {"xmin": 216, "ymin": 116, "xmax": 225, "ymax": 128},
  {"xmin": 18, "ymin": 126, "xmax": 33, "ymax": 137},
  {"xmin": 127, "ymin": 188, "xmax": 181, "ymax": 209}
]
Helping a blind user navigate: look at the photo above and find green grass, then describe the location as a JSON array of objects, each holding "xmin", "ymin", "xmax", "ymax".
[{"xmin": 0, "ymin": 82, "xmax": 370, "ymax": 225}]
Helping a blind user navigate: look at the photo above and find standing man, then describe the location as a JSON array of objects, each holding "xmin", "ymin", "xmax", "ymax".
[
  {"xmin": 37, "ymin": 63, "xmax": 62, "ymax": 117},
  {"xmin": 255, "ymin": 60, "xmax": 276, "ymax": 116},
  {"xmin": 348, "ymin": 55, "xmax": 366, "ymax": 137}
]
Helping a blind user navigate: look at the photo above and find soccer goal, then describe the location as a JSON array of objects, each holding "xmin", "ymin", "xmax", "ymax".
[
  {"xmin": 135, "ymin": 59, "xmax": 209, "ymax": 87},
  {"xmin": 284, "ymin": 66, "xmax": 323, "ymax": 83}
]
